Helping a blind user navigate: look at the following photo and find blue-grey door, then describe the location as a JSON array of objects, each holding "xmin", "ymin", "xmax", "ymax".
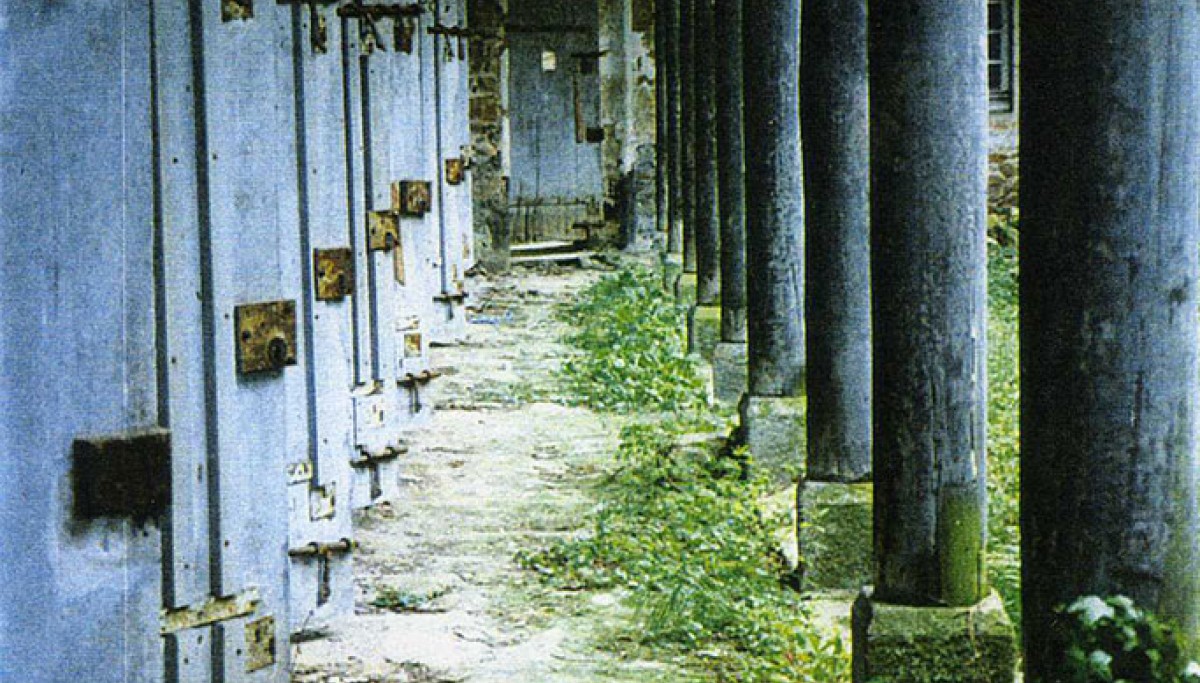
[
  {"xmin": 507, "ymin": 2, "xmax": 604, "ymax": 243},
  {"xmin": 0, "ymin": 3, "xmax": 162, "ymax": 681}
]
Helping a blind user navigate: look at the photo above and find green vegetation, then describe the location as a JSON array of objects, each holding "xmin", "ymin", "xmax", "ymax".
[
  {"xmin": 522, "ymin": 265, "xmax": 849, "ymax": 681},
  {"xmin": 558, "ymin": 266, "xmax": 707, "ymax": 414},
  {"xmin": 370, "ymin": 586, "xmax": 447, "ymax": 613},
  {"xmin": 987, "ymin": 213, "xmax": 1022, "ymax": 636},
  {"xmin": 1061, "ymin": 595, "xmax": 1200, "ymax": 682}
]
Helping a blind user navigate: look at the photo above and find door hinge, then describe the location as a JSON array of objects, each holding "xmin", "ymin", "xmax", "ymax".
[{"xmin": 161, "ymin": 588, "xmax": 261, "ymax": 635}]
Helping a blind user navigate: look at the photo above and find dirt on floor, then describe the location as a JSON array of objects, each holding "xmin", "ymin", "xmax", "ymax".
[{"xmin": 291, "ymin": 265, "xmax": 694, "ymax": 683}]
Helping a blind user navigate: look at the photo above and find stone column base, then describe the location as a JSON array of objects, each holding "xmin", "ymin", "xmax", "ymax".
[
  {"xmin": 687, "ymin": 305, "xmax": 721, "ymax": 359},
  {"xmin": 661, "ymin": 254, "xmax": 683, "ymax": 293},
  {"xmin": 738, "ymin": 394, "xmax": 806, "ymax": 482},
  {"xmin": 798, "ymin": 480, "xmax": 873, "ymax": 591},
  {"xmin": 852, "ymin": 590, "xmax": 1016, "ymax": 683},
  {"xmin": 675, "ymin": 272, "xmax": 698, "ymax": 305},
  {"xmin": 712, "ymin": 342, "xmax": 748, "ymax": 405}
]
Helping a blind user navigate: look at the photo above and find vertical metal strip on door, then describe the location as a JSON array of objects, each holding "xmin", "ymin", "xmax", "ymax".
[
  {"xmin": 164, "ymin": 1, "xmax": 299, "ymax": 679},
  {"xmin": 0, "ymin": 3, "xmax": 164, "ymax": 681},
  {"xmin": 285, "ymin": 3, "xmax": 358, "ymax": 635}
]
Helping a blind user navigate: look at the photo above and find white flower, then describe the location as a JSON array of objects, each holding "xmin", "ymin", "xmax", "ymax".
[
  {"xmin": 1069, "ymin": 596, "xmax": 1115, "ymax": 625},
  {"xmin": 1184, "ymin": 661, "xmax": 1200, "ymax": 677},
  {"xmin": 1088, "ymin": 650, "xmax": 1113, "ymax": 671}
]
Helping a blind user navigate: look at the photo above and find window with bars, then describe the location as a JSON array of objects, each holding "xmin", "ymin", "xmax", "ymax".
[{"xmin": 988, "ymin": 0, "xmax": 1015, "ymax": 112}]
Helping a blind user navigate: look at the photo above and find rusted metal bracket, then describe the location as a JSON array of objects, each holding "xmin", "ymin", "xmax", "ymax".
[{"xmin": 161, "ymin": 589, "xmax": 261, "ymax": 635}]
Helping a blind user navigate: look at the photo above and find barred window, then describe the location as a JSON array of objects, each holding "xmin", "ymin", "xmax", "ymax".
[{"xmin": 988, "ymin": 0, "xmax": 1015, "ymax": 112}]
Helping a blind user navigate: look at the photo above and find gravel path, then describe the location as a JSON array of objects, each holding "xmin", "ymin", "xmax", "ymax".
[{"xmin": 292, "ymin": 267, "xmax": 690, "ymax": 683}]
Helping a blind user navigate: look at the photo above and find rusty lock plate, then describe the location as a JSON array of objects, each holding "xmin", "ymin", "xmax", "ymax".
[
  {"xmin": 404, "ymin": 332, "xmax": 423, "ymax": 359},
  {"xmin": 368, "ymin": 211, "xmax": 400, "ymax": 251},
  {"xmin": 445, "ymin": 158, "xmax": 465, "ymax": 186},
  {"xmin": 314, "ymin": 248, "xmax": 354, "ymax": 300},
  {"xmin": 235, "ymin": 300, "xmax": 298, "ymax": 374},
  {"xmin": 392, "ymin": 180, "xmax": 432, "ymax": 216},
  {"xmin": 222, "ymin": 0, "xmax": 253, "ymax": 21}
]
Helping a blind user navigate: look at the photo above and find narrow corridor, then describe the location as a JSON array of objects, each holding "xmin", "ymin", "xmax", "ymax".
[{"xmin": 292, "ymin": 266, "xmax": 688, "ymax": 682}]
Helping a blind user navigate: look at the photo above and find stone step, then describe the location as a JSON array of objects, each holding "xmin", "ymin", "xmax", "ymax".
[
  {"xmin": 511, "ymin": 251, "xmax": 597, "ymax": 267},
  {"xmin": 510, "ymin": 240, "xmax": 579, "ymax": 257}
]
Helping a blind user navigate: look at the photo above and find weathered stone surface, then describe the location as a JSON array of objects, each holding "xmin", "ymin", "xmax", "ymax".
[
  {"xmin": 852, "ymin": 590, "xmax": 1016, "ymax": 683},
  {"xmin": 711, "ymin": 341, "xmax": 747, "ymax": 405},
  {"xmin": 738, "ymin": 395, "xmax": 805, "ymax": 482},
  {"xmin": 798, "ymin": 480, "xmax": 872, "ymax": 591},
  {"xmin": 687, "ymin": 304, "xmax": 721, "ymax": 360}
]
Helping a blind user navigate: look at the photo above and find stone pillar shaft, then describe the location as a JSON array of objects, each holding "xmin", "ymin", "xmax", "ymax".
[
  {"xmin": 742, "ymin": 0, "xmax": 804, "ymax": 397},
  {"xmin": 654, "ymin": 0, "xmax": 669, "ymax": 244},
  {"xmin": 664, "ymin": 0, "xmax": 684, "ymax": 256},
  {"xmin": 692, "ymin": 0, "xmax": 720, "ymax": 305},
  {"xmin": 680, "ymin": 0, "xmax": 697, "ymax": 272},
  {"xmin": 1021, "ymin": 4, "xmax": 1200, "ymax": 678},
  {"xmin": 715, "ymin": 0, "xmax": 746, "ymax": 342},
  {"xmin": 869, "ymin": 0, "xmax": 988, "ymax": 608},
  {"xmin": 801, "ymin": 0, "xmax": 870, "ymax": 483}
]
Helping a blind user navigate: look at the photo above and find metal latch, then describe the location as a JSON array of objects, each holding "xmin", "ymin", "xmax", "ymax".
[
  {"xmin": 398, "ymin": 369, "xmax": 441, "ymax": 387},
  {"xmin": 351, "ymin": 444, "xmax": 409, "ymax": 467},
  {"xmin": 314, "ymin": 247, "xmax": 355, "ymax": 300},
  {"xmin": 288, "ymin": 538, "xmax": 357, "ymax": 558},
  {"xmin": 235, "ymin": 301, "xmax": 298, "ymax": 374},
  {"xmin": 288, "ymin": 539, "xmax": 356, "ymax": 608}
]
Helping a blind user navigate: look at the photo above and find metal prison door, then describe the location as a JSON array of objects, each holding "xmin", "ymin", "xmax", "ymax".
[{"xmin": 342, "ymin": 1, "xmax": 437, "ymax": 512}]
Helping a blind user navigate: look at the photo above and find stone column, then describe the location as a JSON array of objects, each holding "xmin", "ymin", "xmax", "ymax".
[
  {"xmin": 796, "ymin": 0, "xmax": 872, "ymax": 592},
  {"xmin": 654, "ymin": 0, "xmax": 669, "ymax": 249},
  {"xmin": 851, "ymin": 2, "xmax": 1014, "ymax": 680},
  {"xmin": 678, "ymin": 0, "xmax": 698, "ymax": 302},
  {"xmin": 710, "ymin": 0, "xmax": 747, "ymax": 404},
  {"xmin": 686, "ymin": 0, "xmax": 721, "ymax": 358},
  {"xmin": 738, "ymin": 0, "xmax": 805, "ymax": 481},
  {"xmin": 1021, "ymin": 5, "xmax": 1200, "ymax": 679},
  {"xmin": 664, "ymin": 0, "xmax": 684, "ymax": 264}
]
